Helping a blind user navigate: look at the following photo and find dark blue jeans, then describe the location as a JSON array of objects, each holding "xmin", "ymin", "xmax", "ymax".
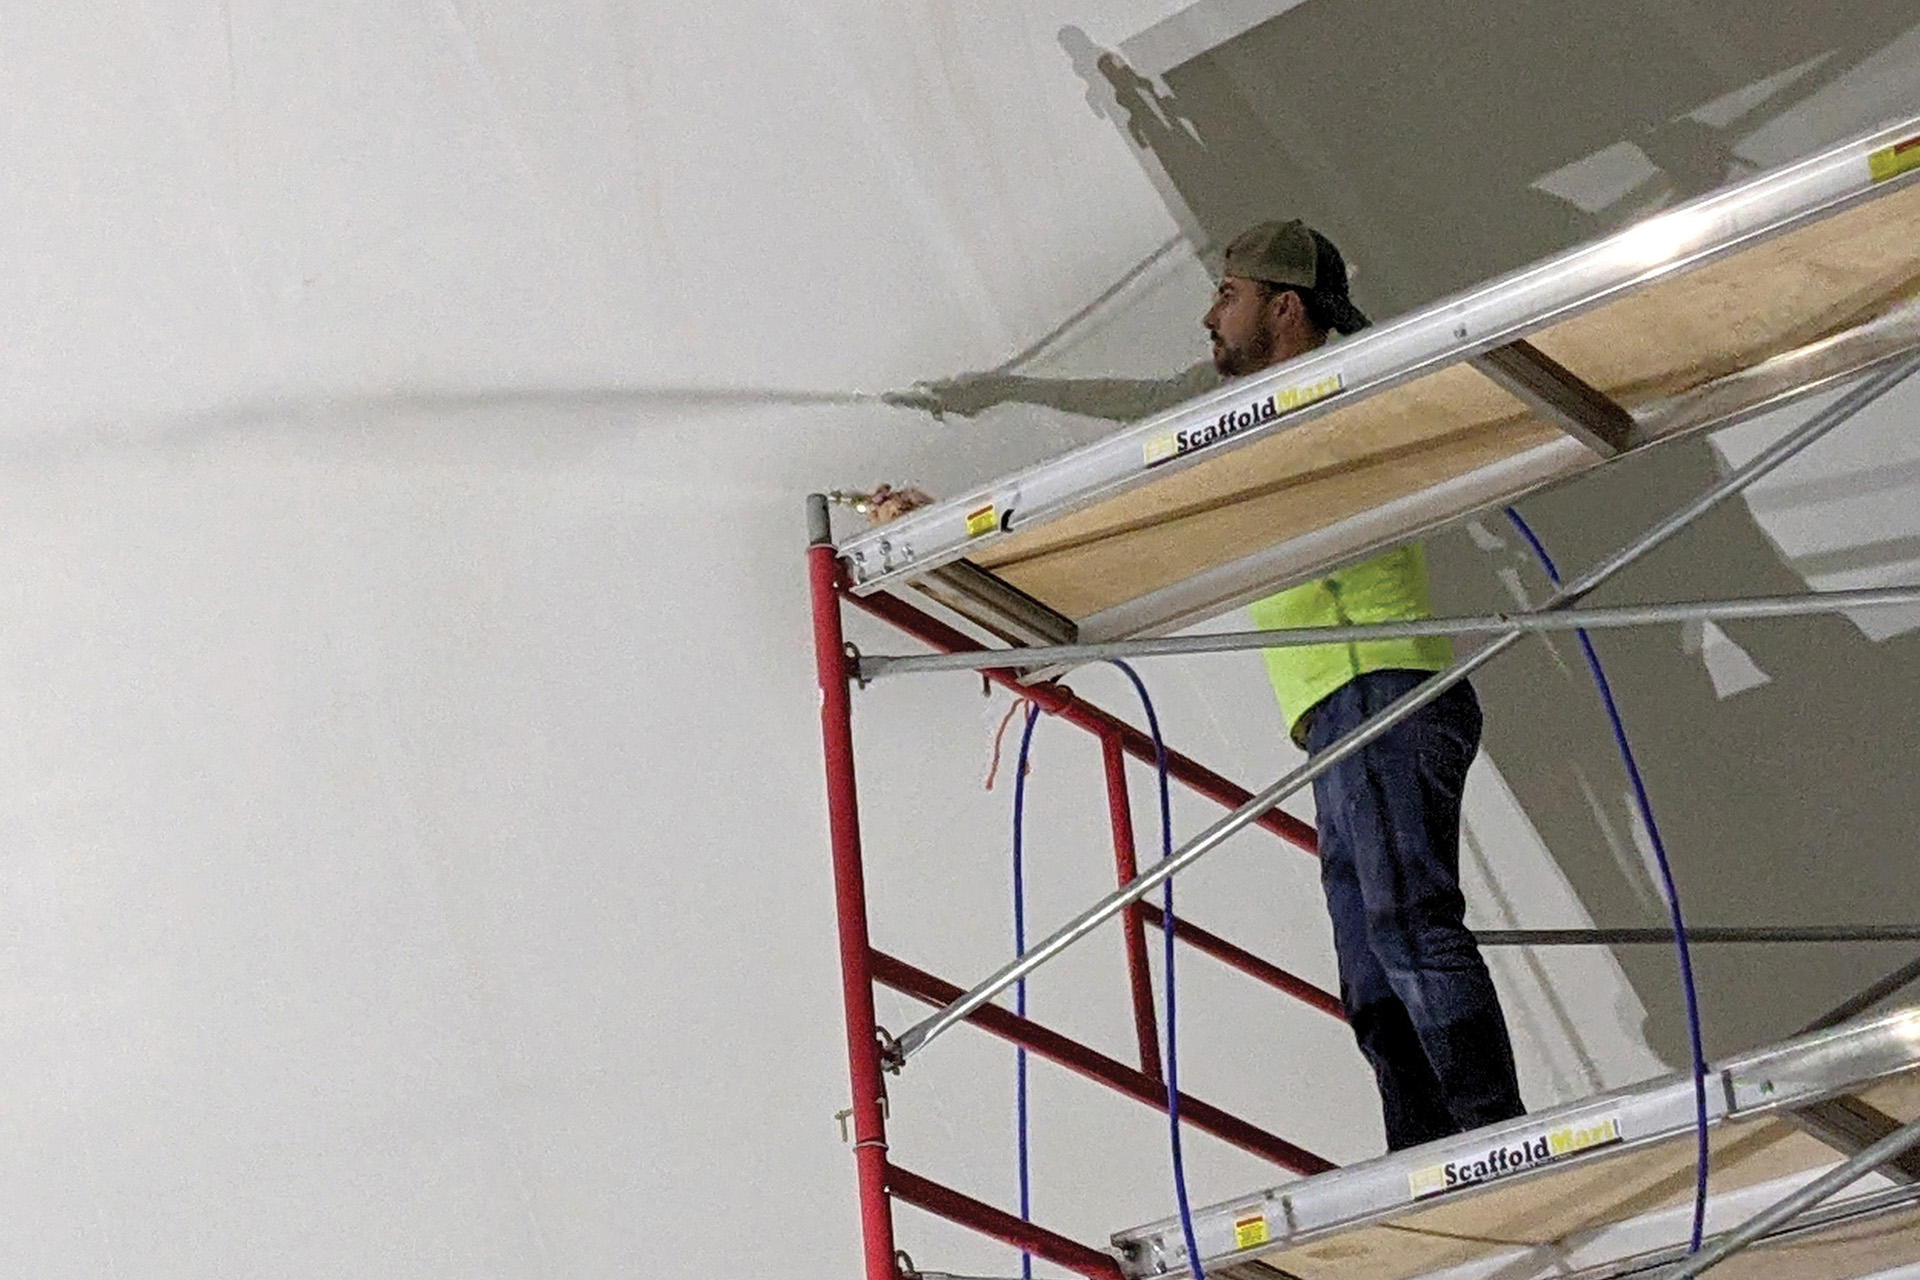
[{"xmin": 1303, "ymin": 669, "xmax": 1525, "ymax": 1150}]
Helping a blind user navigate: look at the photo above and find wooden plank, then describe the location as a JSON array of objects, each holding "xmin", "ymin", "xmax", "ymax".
[
  {"xmin": 1529, "ymin": 178, "xmax": 1920, "ymax": 404},
  {"xmin": 1234, "ymin": 1066, "xmax": 1920, "ymax": 1279},
  {"xmin": 974, "ymin": 178, "xmax": 1920, "ymax": 623},
  {"xmin": 1248, "ymin": 1119, "xmax": 1831, "ymax": 1279},
  {"xmin": 1704, "ymin": 1202, "xmax": 1920, "ymax": 1280},
  {"xmin": 1860, "ymin": 1070, "xmax": 1920, "ymax": 1123},
  {"xmin": 976, "ymin": 365, "xmax": 1550, "ymax": 618}
]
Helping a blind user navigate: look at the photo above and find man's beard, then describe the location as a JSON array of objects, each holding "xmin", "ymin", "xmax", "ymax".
[{"xmin": 1211, "ymin": 317, "xmax": 1276, "ymax": 378}]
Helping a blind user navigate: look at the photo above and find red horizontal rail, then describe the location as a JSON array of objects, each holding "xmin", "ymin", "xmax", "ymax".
[
  {"xmin": 887, "ymin": 1163, "xmax": 1124, "ymax": 1280},
  {"xmin": 847, "ymin": 587, "xmax": 1320, "ymax": 856},
  {"xmin": 872, "ymin": 949, "xmax": 1334, "ymax": 1176},
  {"xmin": 1138, "ymin": 903, "xmax": 1347, "ymax": 1021}
]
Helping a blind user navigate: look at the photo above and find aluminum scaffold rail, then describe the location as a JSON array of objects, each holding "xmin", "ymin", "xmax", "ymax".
[
  {"xmin": 856, "ymin": 585, "xmax": 1920, "ymax": 680},
  {"xmin": 1478, "ymin": 925, "xmax": 1920, "ymax": 947},
  {"xmin": 889, "ymin": 351, "xmax": 1920, "ymax": 1067}
]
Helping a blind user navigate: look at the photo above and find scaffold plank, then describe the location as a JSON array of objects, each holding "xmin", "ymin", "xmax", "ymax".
[
  {"xmin": 1112, "ymin": 1007, "xmax": 1920, "ymax": 1280},
  {"xmin": 821, "ymin": 116, "xmax": 1920, "ymax": 1280},
  {"xmin": 974, "ymin": 175, "xmax": 1920, "ymax": 623},
  {"xmin": 836, "ymin": 115, "xmax": 1920, "ymax": 649},
  {"xmin": 1693, "ymin": 1201, "xmax": 1920, "ymax": 1280}
]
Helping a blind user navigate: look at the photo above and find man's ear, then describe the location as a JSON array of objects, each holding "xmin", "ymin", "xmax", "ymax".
[{"xmin": 1265, "ymin": 286, "xmax": 1304, "ymax": 327}]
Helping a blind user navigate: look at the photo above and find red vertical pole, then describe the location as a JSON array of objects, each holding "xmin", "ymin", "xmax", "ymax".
[
  {"xmin": 807, "ymin": 499, "xmax": 898, "ymax": 1280},
  {"xmin": 1101, "ymin": 732, "xmax": 1163, "ymax": 1079}
]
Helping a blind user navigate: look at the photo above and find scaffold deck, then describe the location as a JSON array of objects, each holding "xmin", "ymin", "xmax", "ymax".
[
  {"xmin": 837, "ymin": 115, "xmax": 1920, "ymax": 646},
  {"xmin": 814, "ymin": 114, "xmax": 1920, "ymax": 1280},
  {"xmin": 1112, "ymin": 1005, "xmax": 1920, "ymax": 1280}
]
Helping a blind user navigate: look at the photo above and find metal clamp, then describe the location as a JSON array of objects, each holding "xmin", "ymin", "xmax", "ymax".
[
  {"xmin": 844, "ymin": 641, "xmax": 870, "ymax": 689},
  {"xmin": 877, "ymin": 1025, "xmax": 906, "ymax": 1075}
]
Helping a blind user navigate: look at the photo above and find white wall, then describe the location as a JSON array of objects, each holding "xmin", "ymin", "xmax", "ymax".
[
  {"xmin": 0, "ymin": 385, "xmax": 1663, "ymax": 1279},
  {"xmin": 0, "ymin": 403, "xmax": 1377, "ymax": 1274},
  {"xmin": 2, "ymin": 3, "xmax": 1909, "ymax": 1277},
  {"xmin": 4, "ymin": 3, "xmax": 1197, "ymax": 1271}
]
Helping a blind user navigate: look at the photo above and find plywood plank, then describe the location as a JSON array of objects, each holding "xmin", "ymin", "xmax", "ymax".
[
  {"xmin": 1232, "ymin": 1067, "xmax": 1920, "ymax": 1280},
  {"xmin": 1250, "ymin": 1119, "xmax": 1830, "ymax": 1280},
  {"xmin": 979, "ymin": 364, "xmax": 1532, "ymax": 566},
  {"xmin": 976, "ymin": 179, "xmax": 1920, "ymax": 623},
  {"xmin": 1862, "ymin": 1071, "xmax": 1920, "ymax": 1123},
  {"xmin": 1706, "ymin": 1202, "xmax": 1920, "ymax": 1280},
  {"xmin": 977, "ymin": 366, "xmax": 1553, "ymax": 618},
  {"xmin": 1531, "ymin": 178, "xmax": 1920, "ymax": 403}
]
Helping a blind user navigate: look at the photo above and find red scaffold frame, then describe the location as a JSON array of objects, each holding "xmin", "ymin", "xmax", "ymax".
[{"xmin": 808, "ymin": 530, "xmax": 1347, "ymax": 1280}]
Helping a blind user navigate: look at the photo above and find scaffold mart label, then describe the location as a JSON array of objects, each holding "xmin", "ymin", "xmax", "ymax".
[
  {"xmin": 965, "ymin": 502, "xmax": 996, "ymax": 538},
  {"xmin": 1869, "ymin": 135, "xmax": 1920, "ymax": 183},
  {"xmin": 1233, "ymin": 1213, "xmax": 1268, "ymax": 1250},
  {"xmin": 1407, "ymin": 1114, "xmax": 1624, "ymax": 1200},
  {"xmin": 1142, "ymin": 373, "xmax": 1344, "ymax": 468}
]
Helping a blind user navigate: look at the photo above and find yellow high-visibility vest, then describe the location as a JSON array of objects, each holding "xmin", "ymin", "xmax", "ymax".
[{"xmin": 1248, "ymin": 544, "xmax": 1452, "ymax": 744}]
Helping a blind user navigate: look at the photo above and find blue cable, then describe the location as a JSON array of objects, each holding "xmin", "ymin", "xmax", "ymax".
[
  {"xmin": 1012, "ymin": 703, "xmax": 1042, "ymax": 1280},
  {"xmin": 1010, "ymin": 520, "xmax": 1703, "ymax": 1267},
  {"xmin": 1503, "ymin": 507, "xmax": 1711, "ymax": 1253},
  {"xmin": 1005, "ymin": 665, "xmax": 1206, "ymax": 1280},
  {"xmin": 1107, "ymin": 660, "xmax": 1206, "ymax": 1280}
]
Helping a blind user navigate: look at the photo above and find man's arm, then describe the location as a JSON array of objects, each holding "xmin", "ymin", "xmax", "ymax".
[{"xmin": 887, "ymin": 360, "xmax": 1219, "ymax": 424}]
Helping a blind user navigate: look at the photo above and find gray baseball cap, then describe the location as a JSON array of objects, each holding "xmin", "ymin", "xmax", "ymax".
[{"xmin": 1221, "ymin": 220, "xmax": 1370, "ymax": 335}]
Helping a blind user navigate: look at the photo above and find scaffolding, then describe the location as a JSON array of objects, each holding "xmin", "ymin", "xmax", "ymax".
[{"xmin": 807, "ymin": 115, "xmax": 1920, "ymax": 1280}]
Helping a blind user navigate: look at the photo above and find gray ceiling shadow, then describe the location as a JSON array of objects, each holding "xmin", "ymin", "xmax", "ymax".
[
  {"xmin": 1060, "ymin": 0, "xmax": 1919, "ymax": 321},
  {"xmin": 1426, "ymin": 433, "xmax": 1920, "ymax": 1066},
  {"xmin": 1052, "ymin": 0, "xmax": 1920, "ymax": 1068}
]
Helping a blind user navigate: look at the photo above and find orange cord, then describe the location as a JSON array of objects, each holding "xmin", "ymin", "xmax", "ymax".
[{"xmin": 983, "ymin": 696, "xmax": 1039, "ymax": 790}]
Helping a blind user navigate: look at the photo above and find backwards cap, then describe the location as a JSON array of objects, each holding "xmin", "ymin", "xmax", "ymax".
[{"xmin": 1221, "ymin": 220, "xmax": 1370, "ymax": 335}]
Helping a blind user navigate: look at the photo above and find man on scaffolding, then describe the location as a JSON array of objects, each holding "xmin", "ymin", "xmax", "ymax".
[{"xmin": 885, "ymin": 221, "xmax": 1527, "ymax": 1151}]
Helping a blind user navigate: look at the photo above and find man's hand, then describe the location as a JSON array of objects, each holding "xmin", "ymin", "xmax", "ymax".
[
  {"xmin": 883, "ymin": 372, "xmax": 1028, "ymax": 419},
  {"xmin": 865, "ymin": 484, "xmax": 935, "ymax": 525}
]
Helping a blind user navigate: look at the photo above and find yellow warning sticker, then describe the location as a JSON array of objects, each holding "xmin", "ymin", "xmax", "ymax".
[
  {"xmin": 1869, "ymin": 135, "xmax": 1920, "ymax": 183},
  {"xmin": 964, "ymin": 503, "xmax": 996, "ymax": 538},
  {"xmin": 1233, "ymin": 1212, "xmax": 1268, "ymax": 1250}
]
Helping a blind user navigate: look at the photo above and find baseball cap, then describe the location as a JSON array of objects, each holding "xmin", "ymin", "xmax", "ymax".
[{"xmin": 1221, "ymin": 220, "xmax": 1370, "ymax": 335}]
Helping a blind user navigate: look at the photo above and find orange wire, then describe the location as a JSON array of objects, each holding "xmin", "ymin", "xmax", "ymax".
[{"xmin": 983, "ymin": 696, "xmax": 1038, "ymax": 790}]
